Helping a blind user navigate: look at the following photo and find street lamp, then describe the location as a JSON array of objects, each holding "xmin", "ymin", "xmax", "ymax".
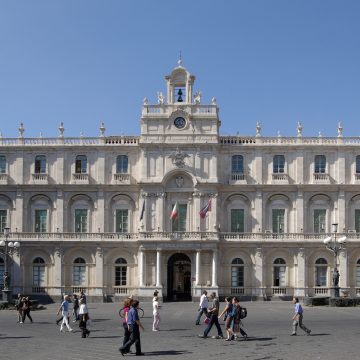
[
  {"xmin": 0, "ymin": 227, "xmax": 20, "ymax": 303},
  {"xmin": 323, "ymin": 223, "xmax": 347, "ymax": 297}
]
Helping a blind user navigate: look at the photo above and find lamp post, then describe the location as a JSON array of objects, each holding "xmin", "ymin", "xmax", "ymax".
[
  {"xmin": 0, "ymin": 227, "xmax": 20, "ymax": 303},
  {"xmin": 323, "ymin": 223, "xmax": 347, "ymax": 297}
]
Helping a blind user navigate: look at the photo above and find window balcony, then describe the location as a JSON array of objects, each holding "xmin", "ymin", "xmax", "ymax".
[
  {"xmin": 32, "ymin": 173, "xmax": 48, "ymax": 184},
  {"xmin": 272, "ymin": 287, "xmax": 288, "ymax": 295},
  {"xmin": 113, "ymin": 173, "xmax": 130, "ymax": 184},
  {"xmin": 72, "ymin": 173, "xmax": 89, "ymax": 184},
  {"xmin": 229, "ymin": 172, "xmax": 247, "ymax": 184},
  {"xmin": 313, "ymin": 173, "xmax": 330, "ymax": 184},
  {"xmin": 271, "ymin": 173, "xmax": 289, "ymax": 184},
  {"xmin": 0, "ymin": 173, "xmax": 8, "ymax": 184},
  {"xmin": 354, "ymin": 173, "xmax": 360, "ymax": 183}
]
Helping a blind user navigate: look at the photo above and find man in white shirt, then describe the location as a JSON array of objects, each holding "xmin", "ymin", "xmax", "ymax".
[{"xmin": 196, "ymin": 290, "xmax": 209, "ymax": 325}]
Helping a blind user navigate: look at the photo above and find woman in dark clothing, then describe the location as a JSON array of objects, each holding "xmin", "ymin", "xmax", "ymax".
[
  {"xmin": 120, "ymin": 297, "xmax": 133, "ymax": 350},
  {"xmin": 219, "ymin": 297, "xmax": 233, "ymax": 340},
  {"xmin": 22, "ymin": 297, "xmax": 33, "ymax": 323}
]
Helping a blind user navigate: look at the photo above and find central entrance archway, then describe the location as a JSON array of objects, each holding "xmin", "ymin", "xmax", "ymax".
[{"xmin": 166, "ymin": 253, "xmax": 192, "ymax": 302}]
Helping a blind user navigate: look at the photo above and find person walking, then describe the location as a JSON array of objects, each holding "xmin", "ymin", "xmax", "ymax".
[
  {"xmin": 195, "ymin": 290, "xmax": 209, "ymax": 325},
  {"xmin": 72, "ymin": 294, "xmax": 80, "ymax": 322},
  {"xmin": 291, "ymin": 297, "xmax": 311, "ymax": 336},
  {"xmin": 120, "ymin": 297, "xmax": 133, "ymax": 352},
  {"xmin": 21, "ymin": 297, "xmax": 33, "ymax": 323},
  {"xmin": 219, "ymin": 296, "xmax": 233, "ymax": 340},
  {"xmin": 119, "ymin": 300, "xmax": 145, "ymax": 356},
  {"xmin": 15, "ymin": 294, "xmax": 24, "ymax": 324},
  {"xmin": 232, "ymin": 297, "xmax": 248, "ymax": 340},
  {"xmin": 78, "ymin": 298, "xmax": 90, "ymax": 338},
  {"xmin": 80, "ymin": 291, "xmax": 87, "ymax": 304},
  {"xmin": 199, "ymin": 292, "xmax": 223, "ymax": 339},
  {"xmin": 152, "ymin": 295, "xmax": 161, "ymax": 331},
  {"xmin": 57, "ymin": 295, "xmax": 73, "ymax": 333}
]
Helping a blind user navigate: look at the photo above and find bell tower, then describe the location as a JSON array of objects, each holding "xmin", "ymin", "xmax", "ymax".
[{"xmin": 165, "ymin": 59, "xmax": 195, "ymax": 104}]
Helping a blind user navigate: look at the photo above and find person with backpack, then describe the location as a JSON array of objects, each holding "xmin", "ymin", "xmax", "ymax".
[
  {"xmin": 232, "ymin": 297, "xmax": 248, "ymax": 340},
  {"xmin": 291, "ymin": 297, "xmax": 311, "ymax": 336}
]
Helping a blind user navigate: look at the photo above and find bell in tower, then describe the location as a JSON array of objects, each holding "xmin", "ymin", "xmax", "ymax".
[
  {"xmin": 165, "ymin": 60, "xmax": 195, "ymax": 104},
  {"xmin": 177, "ymin": 88, "xmax": 183, "ymax": 102}
]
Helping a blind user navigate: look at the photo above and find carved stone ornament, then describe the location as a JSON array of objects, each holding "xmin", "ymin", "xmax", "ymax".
[
  {"xmin": 175, "ymin": 176, "xmax": 184, "ymax": 188},
  {"xmin": 55, "ymin": 247, "xmax": 63, "ymax": 258},
  {"xmin": 169, "ymin": 147, "xmax": 189, "ymax": 168}
]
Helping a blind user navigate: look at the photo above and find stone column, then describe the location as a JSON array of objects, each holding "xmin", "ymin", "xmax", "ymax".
[
  {"xmin": 195, "ymin": 250, "xmax": 201, "ymax": 286},
  {"xmin": 138, "ymin": 249, "xmax": 145, "ymax": 287},
  {"xmin": 94, "ymin": 247, "xmax": 104, "ymax": 297},
  {"xmin": 193, "ymin": 192, "xmax": 201, "ymax": 231},
  {"xmin": 296, "ymin": 248, "xmax": 306, "ymax": 297},
  {"xmin": 296, "ymin": 191, "xmax": 304, "ymax": 233},
  {"xmin": 53, "ymin": 247, "xmax": 63, "ymax": 297},
  {"xmin": 11, "ymin": 248, "xmax": 22, "ymax": 295},
  {"xmin": 337, "ymin": 191, "xmax": 346, "ymax": 232},
  {"xmin": 211, "ymin": 194, "xmax": 218, "ymax": 232},
  {"xmin": 96, "ymin": 191, "xmax": 105, "ymax": 233},
  {"xmin": 56, "ymin": 190, "xmax": 64, "ymax": 232},
  {"xmin": 253, "ymin": 192, "xmax": 263, "ymax": 232},
  {"xmin": 157, "ymin": 194, "xmax": 166, "ymax": 232},
  {"xmin": 156, "ymin": 249, "xmax": 162, "ymax": 287},
  {"xmin": 15, "ymin": 190, "xmax": 23, "ymax": 232},
  {"xmin": 338, "ymin": 249, "xmax": 348, "ymax": 290},
  {"xmin": 212, "ymin": 249, "xmax": 218, "ymax": 287},
  {"xmin": 254, "ymin": 248, "xmax": 264, "ymax": 298}
]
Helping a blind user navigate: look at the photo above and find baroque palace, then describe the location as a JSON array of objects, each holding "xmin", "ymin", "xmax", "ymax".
[{"xmin": 1, "ymin": 61, "xmax": 360, "ymax": 302}]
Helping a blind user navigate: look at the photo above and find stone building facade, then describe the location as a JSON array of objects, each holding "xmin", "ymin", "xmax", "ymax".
[{"xmin": 1, "ymin": 62, "xmax": 360, "ymax": 301}]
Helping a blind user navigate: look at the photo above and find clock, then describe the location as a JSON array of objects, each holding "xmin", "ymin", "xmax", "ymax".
[{"xmin": 174, "ymin": 117, "xmax": 186, "ymax": 129}]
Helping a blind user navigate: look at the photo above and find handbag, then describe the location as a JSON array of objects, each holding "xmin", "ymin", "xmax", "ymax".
[{"xmin": 204, "ymin": 317, "xmax": 210, "ymax": 325}]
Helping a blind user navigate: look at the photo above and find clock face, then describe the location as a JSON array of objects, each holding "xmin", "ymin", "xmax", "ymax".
[{"xmin": 174, "ymin": 117, "xmax": 186, "ymax": 129}]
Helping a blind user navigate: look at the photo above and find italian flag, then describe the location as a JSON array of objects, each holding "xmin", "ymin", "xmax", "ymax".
[{"xmin": 170, "ymin": 201, "xmax": 179, "ymax": 220}]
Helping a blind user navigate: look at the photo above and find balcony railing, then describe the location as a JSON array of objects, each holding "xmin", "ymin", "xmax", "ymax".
[
  {"xmin": 32, "ymin": 173, "xmax": 48, "ymax": 184},
  {"xmin": 355, "ymin": 173, "xmax": 360, "ymax": 183},
  {"xmin": 272, "ymin": 173, "xmax": 289, "ymax": 184},
  {"xmin": 0, "ymin": 173, "xmax": 8, "ymax": 184},
  {"xmin": 229, "ymin": 172, "xmax": 246, "ymax": 184},
  {"xmin": 272, "ymin": 287, "xmax": 288, "ymax": 295},
  {"xmin": 313, "ymin": 173, "xmax": 330, "ymax": 183},
  {"xmin": 113, "ymin": 173, "xmax": 130, "ymax": 184},
  {"xmin": 72, "ymin": 173, "xmax": 89, "ymax": 184}
]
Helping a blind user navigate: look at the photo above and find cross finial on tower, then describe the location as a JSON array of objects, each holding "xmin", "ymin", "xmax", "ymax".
[{"xmin": 177, "ymin": 51, "xmax": 183, "ymax": 67}]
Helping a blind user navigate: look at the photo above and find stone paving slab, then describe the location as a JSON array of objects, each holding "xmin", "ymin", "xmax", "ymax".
[{"xmin": 1, "ymin": 301, "xmax": 360, "ymax": 360}]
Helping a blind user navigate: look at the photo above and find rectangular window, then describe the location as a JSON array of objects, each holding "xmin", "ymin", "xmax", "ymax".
[
  {"xmin": 73, "ymin": 266, "xmax": 86, "ymax": 285},
  {"xmin": 115, "ymin": 266, "xmax": 127, "ymax": 286},
  {"xmin": 356, "ymin": 267, "xmax": 360, "ymax": 287},
  {"xmin": 0, "ymin": 156, "xmax": 6, "ymax": 174},
  {"xmin": 355, "ymin": 210, "xmax": 360, "ymax": 233},
  {"xmin": 172, "ymin": 204, "xmax": 187, "ymax": 232},
  {"xmin": 314, "ymin": 209, "xmax": 326, "ymax": 233},
  {"xmin": 35, "ymin": 156, "xmax": 46, "ymax": 174},
  {"xmin": 116, "ymin": 209, "xmax": 128, "ymax": 233},
  {"xmin": 75, "ymin": 156, "xmax": 87, "ymax": 174},
  {"xmin": 231, "ymin": 209, "xmax": 244, "ymax": 232},
  {"xmin": 35, "ymin": 209, "xmax": 47, "ymax": 233},
  {"xmin": 315, "ymin": 155, "xmax": 326, "ymax": 173},
  {"xmin": 0, "ymin": 264, "xmax": 4, "ymax": 288},
  {"xmin": 273, "ymin": 155, "xmax": 285, "ymax": 173},
  {"xmin": 273, "ymin": 266, "xmax": 286, "ymax": 286},
  {"xmin": 75, "ymin": 209, "xmax": 88, "ymax": 233},
  {"xmin": 316, "ymin": 267, "xmax": 327, "ymax": 286},
  {"xmin": 33, "ymin": 266, "xmax": 45, "ymax": 286},
  {"xmin": 231, "ymin": 266, "xmax": 244, "ymax": 287},
  {"xmin": 272, "ymin": 209, "xmax": 285, "ymax": 233},
  {"xmin": 0, "ymin": 210, "xmax": 7, "ymax": 233}
]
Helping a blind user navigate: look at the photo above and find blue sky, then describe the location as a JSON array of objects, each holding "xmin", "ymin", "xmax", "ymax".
[{"xmin": 0, "ymin": 0, "xmax": 359, "ymax": 137}]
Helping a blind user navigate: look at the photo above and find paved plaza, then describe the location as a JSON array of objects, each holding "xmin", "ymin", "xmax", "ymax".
[{"xmin": 0, "ymin": 301, "xmax": 360, "ymax": 360}]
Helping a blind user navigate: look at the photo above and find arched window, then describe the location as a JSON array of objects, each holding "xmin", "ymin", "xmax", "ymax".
[
  {"xmin": 315, "ymin": 258, "xmax": 328, "ymax": 286},
  {"xmin": 0, "ymin": 257, "xmax": 4, "ymax": 289},
  {"xmin": 115, "ymin": 258, "xmax": 127, "ymax": 286},
  {"xmin": 315, "ymin": 155, "xmax": 326, "ymax": 173},
  {"xmin": 0, "ymin": 156, "xmax": 6, "ymax": 174},
  {"xmin": 356, "ymin": 156, "xmax": 360, "ymax": 174},
  {"xmin": 273, "ymin": 258, "xmax": 286, "ymax": 286},
  {"xmin": 35, "ymin": 155, "xmax": 46, "ymax": 174},
  {"xmin": 75, "ymin": 155, "xmax": 87, "ymax": 174},
  {"xmin": 73, "ymin": 257, "xmax": 86, "ymax": 286},
  {"xmin": 273, "ymin": 155, "xmax": 285, "ymax": 174},
  {"xmin": 356, "ymin": 259, "xmax": 360, "ymax": 287},
  {"xmin": 33, "ymin": 257, "xmax": 45, "ymax": 286},
  {"xmin": 231, "ymin": 258, "xmax": 244, "ymax": 287},
  {"xmin": 232, "ymin": 155, "xmax": 244, "ymax": 173},
  {"xmin": 116, "ymin": 155, "xmax": 128, "ymax": 174}
]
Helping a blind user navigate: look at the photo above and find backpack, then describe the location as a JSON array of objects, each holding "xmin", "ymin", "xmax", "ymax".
[{"xmin": 240, "ymin": 307, "xmax": 247, "ymax": 319}]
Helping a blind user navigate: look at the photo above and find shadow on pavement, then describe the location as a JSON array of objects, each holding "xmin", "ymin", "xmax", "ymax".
[
  {"xmin": 92, "ymin": 319, "xmax": 111, "ymax": 322},
  {"xmin": 88, "ymin": 335, "xmax": 121, "ymax": 339},
  {"xmin": 245, "ymin": 337, "xmax": 276, "ymax": 341},
  {"xmin": 307, "ymin": 333, "xmax": 330, "ymax": 336},
  {"xmin": 167, "ymin": 328, "xmax": 192, "ymax": 331},
  {"xmin": 0, "ymin": 336, "xmax": 32, "ymax": 339},
  {"xmin": 143, "ymin": 350, "xmax": 192, "ymax": 356}
]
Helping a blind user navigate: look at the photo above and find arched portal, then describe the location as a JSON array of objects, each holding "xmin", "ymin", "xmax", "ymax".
[{"xmin": 167, "ymin": 253, "xmax": 192, "ymax": 302}]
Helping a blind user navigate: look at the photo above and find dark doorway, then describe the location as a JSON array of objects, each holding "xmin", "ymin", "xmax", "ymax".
[{"xmin": 166, "ymin": 253, "xmax": 192, "ymax": 302}]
